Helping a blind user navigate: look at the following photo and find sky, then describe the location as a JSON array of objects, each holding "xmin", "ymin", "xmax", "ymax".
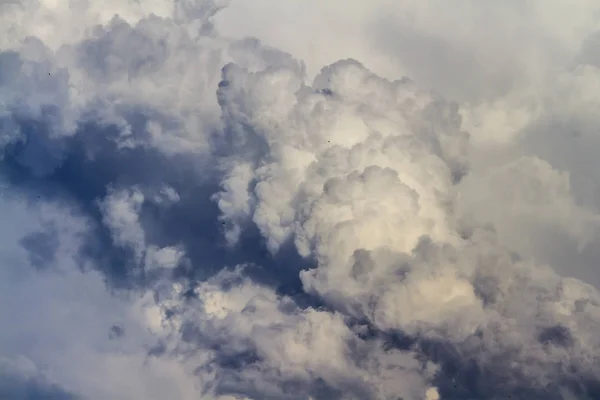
[{"xmin": 2, "ymin": 1, "xmax": 600, "ymax": 399}]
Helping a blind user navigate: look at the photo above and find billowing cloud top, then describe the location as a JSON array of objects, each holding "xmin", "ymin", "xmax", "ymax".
[{"xmin": 2, "ymin": 1, "xmax": 600, "ymax": 400}]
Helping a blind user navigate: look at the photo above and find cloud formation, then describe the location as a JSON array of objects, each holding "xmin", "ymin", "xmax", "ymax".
[{"xmin": 2, "ymin": 1, "xmax": 600, "ymax": 399}]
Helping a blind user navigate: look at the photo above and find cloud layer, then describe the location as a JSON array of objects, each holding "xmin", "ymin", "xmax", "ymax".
[{"xmin": 2, "ymin": 1, "xmax": 600, "ymax": 399}]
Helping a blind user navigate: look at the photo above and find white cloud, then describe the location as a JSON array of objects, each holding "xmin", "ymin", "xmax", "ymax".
[
  {"xmin": 100, "ymin": 187, "xmax": 146, "ymax": 259},
  {"xmin": 3, "ymin": 0, "xmax": 600, "ymax": 399}
]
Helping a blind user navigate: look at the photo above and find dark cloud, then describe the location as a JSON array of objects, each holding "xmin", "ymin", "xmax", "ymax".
[
  {"xmin": 19, "ymin": 226, "xmax": 59, "ymax": 270},
  {"xmin": 108, "ymin": 324, "xmax": 125, "ymax": 340},
  {"xmin": 0, "ymin": 363, "xmax": 80, "ymax": 400},
  {"xmin": 2, "ymin": 102, "xmax": 310, "ymax": 292}
]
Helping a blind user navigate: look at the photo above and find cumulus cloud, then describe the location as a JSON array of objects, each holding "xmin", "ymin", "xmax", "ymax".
[{"xmin": 2, "ymin": 1, "xmax": 600, "ymax": 399}]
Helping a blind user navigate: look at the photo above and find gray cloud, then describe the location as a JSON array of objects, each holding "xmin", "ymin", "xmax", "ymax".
[
  {"xmin": 0, "ymin": 357, "xmax": 80, "ymax": 400},
  {"xmin": 2, "ymin": 1, "xmax": 600, "ymax": 400},
  {"xmin": 19, "ymin": 225, "xmax": 60, "ymax": 270}
]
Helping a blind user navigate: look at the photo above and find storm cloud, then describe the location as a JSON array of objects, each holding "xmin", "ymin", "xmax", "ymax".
[{"xmin": 2, "ymin": 1, "xmax": 600, "ymax": 399}]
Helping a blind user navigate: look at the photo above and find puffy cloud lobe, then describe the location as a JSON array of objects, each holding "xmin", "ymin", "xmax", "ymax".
[
  {"xmin": 100, "ymin": 187, "xmax": 146, "ymax": 259},
  {"xmin": 458, "ymin": 156, "xmax": 600, "ymax": 260},
  {"xmin": 213, "ymin": 38, "xmax": 600, "ymax": 399},
  {"xmin": 3, "ymin": 0, "xmax": 600, "ymax": 400},
  {"xmin": 215, "ymin": 58, "xmax": 475, "ymax": 340},
  {"xmin": 215, "ymin": 59, "xmax": 467, "ymax": 255},
  {"xmin": 156, "ymin": 267, "xmax": 437, "ymax": 400},
  {"xmin": 461, "ymin": 42, "xmax": 600, "ymax": 289}
]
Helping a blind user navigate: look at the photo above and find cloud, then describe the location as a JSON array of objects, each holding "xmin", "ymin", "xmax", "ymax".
[
  {"xmin": 0, "ymin": 356, "xmax": 79, "ymax": 400},
  {"xmin": 169, "ymin": 266, "xmax": 437, "ymax": 399},
  {"xmin": 0, "ymin": 194, "xmax": 208, "ymax": 400},
  {"xmin": 2, "ymin": 1, "xmax": 600, "ymax": 399}
]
